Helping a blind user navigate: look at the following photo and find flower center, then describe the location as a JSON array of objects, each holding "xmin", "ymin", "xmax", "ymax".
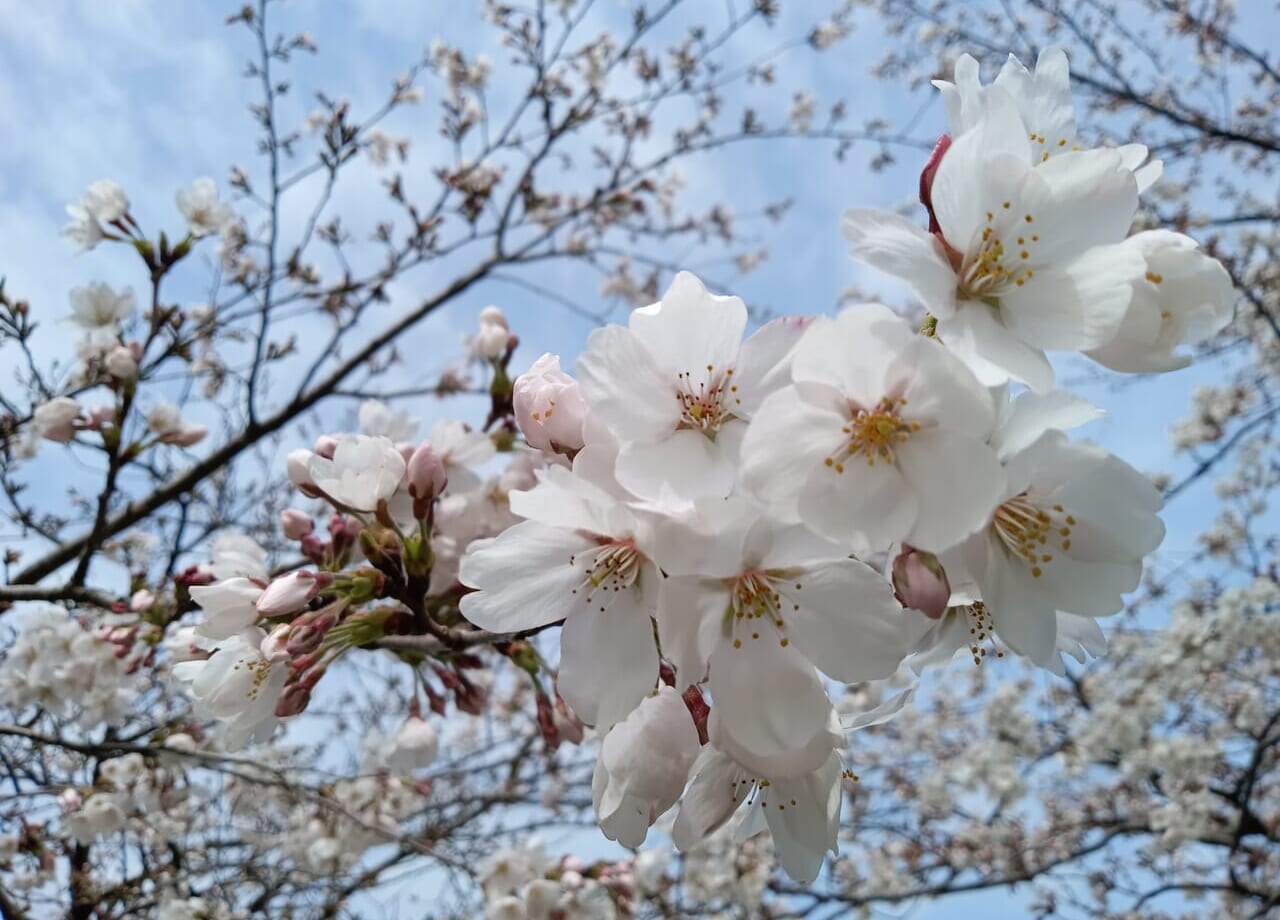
[
  {"xmin": 568, "ymin": 538, "xmax": 645, "ymax": 611},
  {"xmin": 723, "ymin": 570, "xmax": 802, "ymax": 650},
  {"xmin": 958, "ymin": 205, "xmax": 1041, "ymax": 298},
  {"xmin": 990, "ymin": 492, "xmax": 1075, "ymax": 579},
  {"xmin": 824, "ymin": 397, "xmax": 919, "ymax": 473},
  {"xmin": 674, "ymin": 364, "xmax": 739, "ymax": 437},
  {"xmin": 954, "ymin": 601, "xmax": 1003, "ymax": 666}
]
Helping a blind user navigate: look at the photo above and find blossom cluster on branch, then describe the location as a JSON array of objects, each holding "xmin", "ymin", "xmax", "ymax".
[{"xmin": 146, "ymin": 46, "xmax": 1233, "ymax": 888}]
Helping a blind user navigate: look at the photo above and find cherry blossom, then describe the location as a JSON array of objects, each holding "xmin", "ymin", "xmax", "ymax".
[
  {"xmin": 459, "ymin": 466, "xmax": 661, "ymax": 728},
  {"xmin": 306, "ymin": 433, "xmax": 407, "ymax": 511},
  {"xmin": 576, "ymin": 271, "xmax": 806, "ymax": 502},
  {"xmin": 175, "ymin": 177, "xmax": 234, "ymax": 237},
  {"xmin": 843, "ymin": 91, "xmax": 1143, "ymax": 391},
  {"xmin": 741, "ymin": 303, "xmax": 1004, "ymax": 552},
  {"xmin": 68, "ymin": 282, "xmax": 135, "ymax": 330},
  {"xmin": 172, "ymin": 627, "xmax": 287, "ymax": 749}
]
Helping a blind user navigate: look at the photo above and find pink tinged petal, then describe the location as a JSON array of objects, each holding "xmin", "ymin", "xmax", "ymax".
[
  {"xmin": 557, "ymin": 587, "xmax": 658, "ymax": 728},
  {"xmin": 740, "ymin": 384, "xmax": 849, "ymax": 516},
  {"xmin": 576, "ymin": 324, "xmax": 681, "ymax": 442},
  {"xmin": 731, "ymin": 316, "xmax": 812, "ymax": 417},
  {"xmin": 938, "ymin": 304, "xmax": 1056, "ymax": 393},
  {"xmin": 840, "ymin": 210, "xmax": 958, "ymax": 317},
  {"xmin": 614, "ymin": 428, "xmax": 739, "ymax": 502},
  {"xmin": 671, "ymin": 748, "xmax": 745, "ymax": 852},
  {"xmin": 779, "ymin": 559, "xmax": 928, "ymax": 682},
  {"xmin": 797, "ymin": 452, "xmax": 917, "ymax": 550},
  {"xmin": 895, "ymin": 428, "xmax": 1006, "ymax": 551},
  {"xmin": 458, "ymin": 522, "xmax": 595, "ymax": 632},
  {"xmin": 763, "ymin": 752, "xmax": 842, "ymax": 884},
  {"xmin": 991, "ymin": 390, "xmax": 1103, "ymax": 460},
  {"xmin": 628, "ymin": 270, "xmax": 748, "ymax": 379},
  {"xmin": 707, "ymin": 637, "xmax": 830, "ymax": 764}
]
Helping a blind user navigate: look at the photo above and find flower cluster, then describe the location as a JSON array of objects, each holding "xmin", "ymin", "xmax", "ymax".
[
  {"xmin": 456, "ymin": 47, "xmax": 1231, "ymax": 880},
  {"xmin": 163, "ymin": 48, "xmax": 1235, "ymax": 886},
  {"xmin": 0, "ymin": 604, "xmax": 135, "ymax": 729}
]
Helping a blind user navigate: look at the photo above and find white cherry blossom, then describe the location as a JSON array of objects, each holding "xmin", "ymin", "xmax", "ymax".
[
  {"xmin": 357, "ymin": 399, "xmax": 420, "ymax": 442},
  {"xmin": 941, "ymin": 390, "xmax": 1165, "ymax": 666},
  {"xmin": 1085, "ymin": 230, "xmax": 1235, "ymax": 373},
  {"xmin": 306, "ymin": 434, "xmax": 407, "ymax": 512},
  {"xmin": 172, "ymin": 627, "xmax": 287, "ymax": 749},
  {"xmin": 741, "ymin": 304, "xmax": 1005, "ymax": 552},
  {"xmin": 68, "ymin": 282, "xmax": 135, "ymax": 330},
  {"xmin": 459, "ymin": 466, "xmax": 660, "ymax": 728},
  {"xmin": 176, "ymin": 177, "xmax": 234, "ymax": 237},
  {"xmin": 843, "ymin": 91, "xmax": 1144, "ymax": 391},
  {"xmin": 576, "ymin": 271, "xmax": 807, "ymax": 501},
  {"xmin": 190, "ymin": 577, "xmax": 263, "ymax": 639},
  {"xmin": 654, "ymin": 499, "xmax": 927, "ymax": 761}
]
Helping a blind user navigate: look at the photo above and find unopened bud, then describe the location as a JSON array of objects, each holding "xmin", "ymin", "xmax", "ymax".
[
  {"xmin": 280, "ymin": 508, "xmax": 314, "ymax": 540},
  {"xmin": 513, "ymin": 353, "xmax": 587, "ymax": 456},
  {"xmin": 313, "ymin": 434, "xmax": 338, "ymax": 459},
  {"xmin": 553, "ymin": 694, "xmax": 585, "ymax": 745},
  {"xmin": 275, "ymin": 682, "xmax": 312, "ymax": 717},
  {"xmin": 406, "ymin": 442, "xmax": 448, "ymax": 513},
  {"xmin": 891, "ymin": 546, "xmax": 951, "ymax": 619},
  {"xmin": 256, "ymin": 571, "xmax": 330, "ymax": 616}
]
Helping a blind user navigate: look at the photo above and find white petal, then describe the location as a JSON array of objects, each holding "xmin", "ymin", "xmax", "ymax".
[
  {"xmin": 672, "ymin": 747, "xmax": 745, "ymax": 851},
  {"xmin": 991, "ymin": 390, "xmax": 1103, "ymax": 459},
  {"xmin": 615, "ymin": 429, "xmax": 738, "ymax": 502},
  {"xmin": 576, "ymin": 324, "xmax": 681, "ymax": 442},
  {"xmin": 764, "ymin": 752, "xmax": 841, "ymax": 884},
  {"xmin": 841, "ymin": 210, "xmax": 957, "ymax": 317},
  {"xmin": 459, "ymin": 522, "xmax": 593, "ymax": 632},
  {"xmin": 732, "ymin": 316, "xmax": 813, "ymax": 417},
  {"xmin": 938, "ymin": 304, "xmax": 1056, "ymax": 392},
  {"xmin": 780, "ymin": 560, "xmax": 927, "ymax": 682},
  {"xmin": 895, "ymin": 428, "xmax": 1005, "ymax": 551},
  {"xmin": 557, "ymin": 589, "xmax": 658, "ymax": 728},
  {"xmin": 628, "ymin": 271, "xmax": 747, "ymax": 379},
  {"xmin": 797, "ymin": 450, "xmax": 917, "ymax": 550},
  {"xmin": 708, "ymin": 637, "xmax": 831, "ymax": 764},
  {"xmin": 741, "ymin": 384, "xmax": 848, "ymax": 517}
]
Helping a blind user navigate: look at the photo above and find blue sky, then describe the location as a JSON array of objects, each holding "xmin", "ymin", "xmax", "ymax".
[{"xmin": 0, "ymin": 2, "xmax": 1235, "ymax": 915}]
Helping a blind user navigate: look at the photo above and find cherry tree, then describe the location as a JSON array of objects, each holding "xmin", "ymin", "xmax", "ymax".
[{"xmin": 0, "ymin": 1, "xmax": 1274, "ymax": 919}]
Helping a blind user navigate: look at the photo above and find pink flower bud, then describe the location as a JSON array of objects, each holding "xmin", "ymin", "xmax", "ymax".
[
  {"xmin": 129, "ymin": 589, "xmax": 155, "ymax": 612},
  {"xmin": 313, "ymin": 434, "xmax": 338, "ymax": 459},
  {"xmin": 406, "ymin": 443, "xmax": 448, "ymax": 506},
  {"xmin": 513, "ymin": 353, "xmax": 587, "ymax": 455},
  {"xmin": 919, "ymin": 134, "xmax": 952, "ymax": 234},
  {"xmin": 891, "ymin": 546, "xmax": 952, "ymax": 620},
  {"xmin": 275, "ymin": 682, "xmax": 312, "ymax": 717},
  {"xmin": 256, "ymin": 571, "xmax": 330, "ymax": 616},
  {"xmin": 33, "ymin": 397, "xmax": 82, "ymax": 443},
  {"xmin": 279, "ymin": 508, "xmax": 314, "ymax": 540}
]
